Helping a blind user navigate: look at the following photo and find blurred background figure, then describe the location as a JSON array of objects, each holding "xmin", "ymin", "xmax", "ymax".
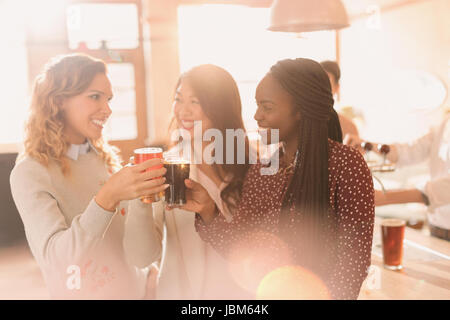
[
  {"xmin": 345, "ymin": 112, "xmax": 450, "ymax": 241},
  {"xmin": 320, "ymin": 60, "xmax": 359, "ymax": 139}
]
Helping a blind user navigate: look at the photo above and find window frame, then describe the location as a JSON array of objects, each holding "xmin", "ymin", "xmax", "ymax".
[{"xmin": 65, "ymin": 0, "xmax": 148, "ymax": 161}]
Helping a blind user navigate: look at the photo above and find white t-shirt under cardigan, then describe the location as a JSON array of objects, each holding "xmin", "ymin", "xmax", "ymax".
[{"xmin": 9, "ymin": 142, "xmax": 156, "ymax": 299}]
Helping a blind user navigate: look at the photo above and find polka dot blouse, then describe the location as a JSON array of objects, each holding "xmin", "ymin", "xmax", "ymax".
[{"xmin": 195, "ymin": 139, "xmax": 375, "ymax": 299}]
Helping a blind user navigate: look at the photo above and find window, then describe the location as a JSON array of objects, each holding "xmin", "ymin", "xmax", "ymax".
[
  {"xmin": 104, "ymin": 63, "xmax": 138, "ymax": 141},
  {"xmin": 0, "ymin": 0, "xmax": 29, "ymax": 145},
  {"xmin": 66, "ymin": 3, "xmax": 139, "ymax": 50},
  {"xmin": 178, "ymin": 4, "xmax": 336, "ymax": 132},
  {"xmin": 64, "ymin": 1, "xmax": 148, "ymax": 158}
]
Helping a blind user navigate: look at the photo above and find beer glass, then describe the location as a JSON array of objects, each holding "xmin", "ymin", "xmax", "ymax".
[
  {"xmin": 133, "ymin": 147, "xmax": 163, "ymax": 204},
  {"xmin": 381, "ymin": 219, "xmax": 406, "ymax": 270},
  {"xmin": 163, "ymin": 156, "xmax": 190, "ymax": 207}
]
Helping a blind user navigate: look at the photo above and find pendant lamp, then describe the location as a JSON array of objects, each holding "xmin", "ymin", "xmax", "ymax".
[{"xmin": 268, "ymin": 0, "xmax": 350, "ymax": 32}]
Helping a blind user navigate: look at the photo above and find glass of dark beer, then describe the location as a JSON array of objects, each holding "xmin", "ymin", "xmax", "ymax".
[
  {"xmin": 163, "ymin": 156, "xmax": 190, "ymax": 207},
  {"xmin": 381, "ymin": 219, "xmax": 406, "ymax": 270}
]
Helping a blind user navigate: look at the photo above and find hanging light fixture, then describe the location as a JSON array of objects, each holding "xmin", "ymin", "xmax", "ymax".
[{"xmin": 268, "ymin": 0, "xmax": 350, "ymax": 32}]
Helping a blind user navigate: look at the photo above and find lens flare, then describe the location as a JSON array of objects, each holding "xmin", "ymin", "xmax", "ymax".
[
  {"xmin": 256, "ymin": 265, "xmax": 331, "ymax": 300},
  {"xmin": 226, "ymin": 231, "xmax": 293, "ymax": 294}
]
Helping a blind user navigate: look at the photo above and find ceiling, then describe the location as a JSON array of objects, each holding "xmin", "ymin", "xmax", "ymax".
[
  {"xmin": 178, "ymin": 0, "xmax": 433, "ymax": 17},
  {"xmin": 342, "ymin": 0, "xmax": 431, "ymax": 17}
]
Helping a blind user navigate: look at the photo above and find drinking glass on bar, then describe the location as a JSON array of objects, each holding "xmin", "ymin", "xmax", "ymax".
[
  {"xmin": 133, "ymin": 147, "xmax": 163, "ymax": 204},
  {"xmin": 163, "ymin": 155, "xmax": 190, "ymax": 208},
  {"xmin": 381, "ymin": 219, "xmax": 406, "ymax": 270}
]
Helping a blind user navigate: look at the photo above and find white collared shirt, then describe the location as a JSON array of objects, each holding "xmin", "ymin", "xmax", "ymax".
[
  {"xmin": 66, "ymin": 140, "xmax": 97, "ymax": 161},
  {"xmin": 388, "ymin": 115, "xmax": 450, "ymax": 229}
]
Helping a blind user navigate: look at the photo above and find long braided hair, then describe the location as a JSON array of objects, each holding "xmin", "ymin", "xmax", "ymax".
[{"xmin": 270, "ymin": 58, "xmax": 343, "ymax": 271}]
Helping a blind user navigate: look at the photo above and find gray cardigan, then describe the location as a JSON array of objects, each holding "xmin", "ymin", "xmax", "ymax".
[{"xmin": 10, "ymin": 150, "xmax": 160, "ymax": 299}]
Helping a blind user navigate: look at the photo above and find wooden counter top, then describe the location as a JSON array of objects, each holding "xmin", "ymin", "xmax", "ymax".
[
  {"xmin": 1, "ymin": 218, "xmax": 449, "ymax": 300},
  {"xmin": 359, "ymin": 218, "xmax": 450, "ymax": 300}
]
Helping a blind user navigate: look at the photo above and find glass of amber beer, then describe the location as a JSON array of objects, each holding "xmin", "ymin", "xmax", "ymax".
[
  {"xmin": 381, "ymin": 219, "xmax": 406, "ymax": 270},
  {"xmin": 163, "ymin": 155, "xmax": 190, "ymax": 207},
  {"xmin": 133, "ymin": 147, "xmax": 163, "ymax": 204}
]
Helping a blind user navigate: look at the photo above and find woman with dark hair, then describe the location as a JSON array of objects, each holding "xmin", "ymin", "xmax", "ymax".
[
  {"xmin": 172, "ymin": 64, "xmax": 250, "ymax": 210},
  {"xmin": 125, "ymin": 64, "xmax": 250, "ymax": 299},
  {"xmin": 195, "ymin": 58, "xmax": 375, "ymax": 300}
]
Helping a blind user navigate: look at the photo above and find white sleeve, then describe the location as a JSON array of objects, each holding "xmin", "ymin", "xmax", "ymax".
[
  {"xmin": 425, "ymin": 175, "xmax": 450, "ymax": 211},
  {"xmin": 123, "ymin": 199, "xmax": 163, "ymax": 268},
  {"xmin": 388, "ymin": 129, "xmax": 434, "ymax": 167},
  {"xmin": 9, "ymin": 159, "xmax": 114, "ymax": 269}
]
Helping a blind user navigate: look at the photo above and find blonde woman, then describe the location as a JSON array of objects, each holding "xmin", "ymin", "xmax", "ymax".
[{"xmin": 9, "ymin": 54, "xmax": 168, "ymax": 299}]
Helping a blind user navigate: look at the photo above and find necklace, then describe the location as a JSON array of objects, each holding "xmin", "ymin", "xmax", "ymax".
[
  {"xmin": 279, "ymin": 163, "xmax": 294, "ymax": 176},
  {"xmin": 279, "ymin": 148, "xmax": 299, "ymax": 176}
]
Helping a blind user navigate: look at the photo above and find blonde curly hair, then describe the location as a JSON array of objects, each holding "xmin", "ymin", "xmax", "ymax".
[{"xmin": 23, "ymin": 53, "xmax": 122, "ymax": 174}]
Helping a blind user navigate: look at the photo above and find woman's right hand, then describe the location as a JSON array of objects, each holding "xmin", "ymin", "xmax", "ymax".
[{"xmin": 96, "ymin": 158, "xmax": 168, "ymax": 212}]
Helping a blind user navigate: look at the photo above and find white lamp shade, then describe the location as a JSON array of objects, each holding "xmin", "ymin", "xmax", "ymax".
[{"xmin": 268, "ymin": 0, "xmax": 350, "ymax": 32}]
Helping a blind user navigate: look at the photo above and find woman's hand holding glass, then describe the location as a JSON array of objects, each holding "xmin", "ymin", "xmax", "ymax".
[
  {"xmin": 177, "ymin": 179, "xmax": 217, "ymax": 224},
  {"xmin": 96, "ymin": 158, "xmax": 168, "ymax": 212}
]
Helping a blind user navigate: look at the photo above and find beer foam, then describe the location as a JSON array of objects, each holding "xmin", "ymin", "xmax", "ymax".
[
  {"xmin": 381, "ymin": 219, "xmax": 406, "ymax": 227},
  {"xmin": 164, "ymin": 158, "xmax": 190, "ymax": 165},
  {"xmin": 134, "ymin": 147, "xmax": 163, "ymax": 154}
]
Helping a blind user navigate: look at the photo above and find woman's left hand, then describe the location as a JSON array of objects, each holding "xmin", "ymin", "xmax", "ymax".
[{"xmin": 178, "ymin": 179, "xmax": 217, "ymax": 222}]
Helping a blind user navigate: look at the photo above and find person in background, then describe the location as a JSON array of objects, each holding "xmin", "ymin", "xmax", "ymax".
[
  {"xmin": 124, "ymin": 64, "xmax": 251, "ymax": 299},
  {"xmin": 195, "ymin": 58, "xmax": 375, "ymax": 300},
  {"xmin": 320, "ymin": 60, "xmax": 360, "ymax": 139},
  {"xmin": 345, "ymin": 112, "xmax": 450, "ymax": 241},
  {"xmin": 9, "ymin": 54, "xmax": 168, "ymax": 299}
]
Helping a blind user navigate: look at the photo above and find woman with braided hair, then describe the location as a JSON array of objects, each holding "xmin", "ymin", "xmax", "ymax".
[{"xmin": 194, "ymin": 58, "xmax": 375, "ymax": 300}]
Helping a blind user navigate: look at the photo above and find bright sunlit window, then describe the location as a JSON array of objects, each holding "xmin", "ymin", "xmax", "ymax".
[
  {"xmin": 66, "ymin": 3, "xmax": 139, "ymax": 50},
  {"xmin": 66, "ymin": 3, "xmax": 141, "ymax": 142},
  {"xmin": 178, "ymin": 4, "xmax": 336, "ymax": 132},
  {"xmin": 104, "ymin": 63, "xmax": 138, "ymax": 141},
  {"xmin": 0, "ymin": 0, "xmax": 29, "ymax": 145}
]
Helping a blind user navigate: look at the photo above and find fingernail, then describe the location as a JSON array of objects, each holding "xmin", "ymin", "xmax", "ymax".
[{"xmin": 163, "ymin": 184, "xmax": 169, "ymax": 189}]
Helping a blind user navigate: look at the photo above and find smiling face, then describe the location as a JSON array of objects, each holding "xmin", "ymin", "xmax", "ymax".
[
  {"xmin": 61, "ymin": 72, "xmax": 113, "ymax": 144},
  {"xmin": 254, "ymin": 73, "xmax": 301, "ymax": 145},
  {"xmin": 173, "ymin": 80, "xmax": 213, "ymax": 136}
]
